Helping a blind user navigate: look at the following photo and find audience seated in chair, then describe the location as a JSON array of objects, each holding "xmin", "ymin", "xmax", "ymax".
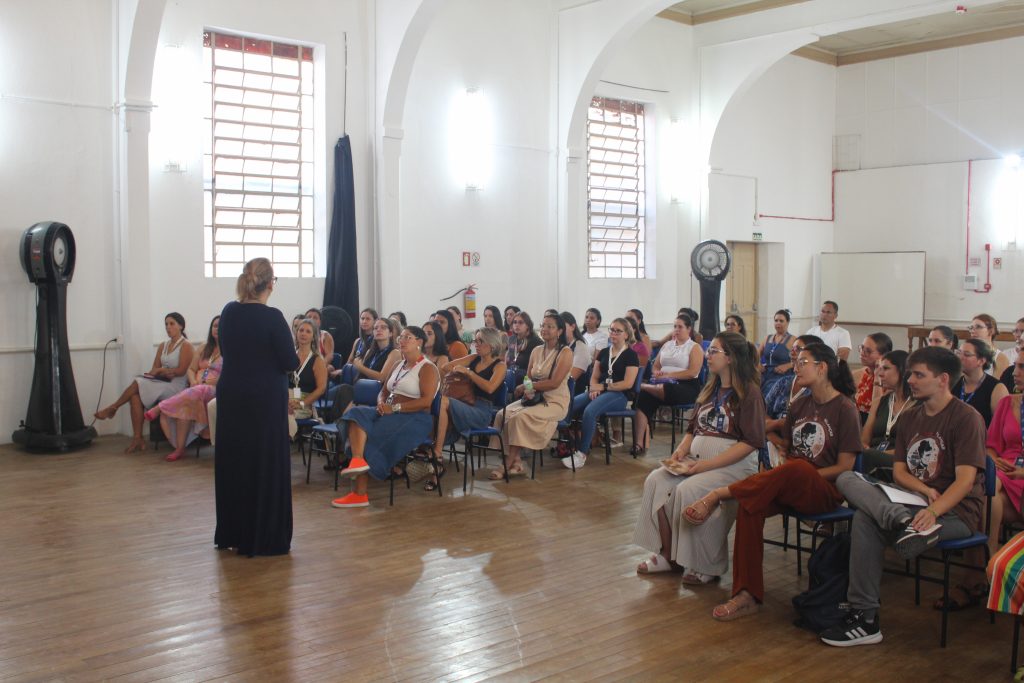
[
  {"xmin": 423, "ymin": 320, "xmax": 450, "ymax": 370},
  {"xmin": 821, "ymin": 346, "xmax": 988, "ymax": 647},
  {"xmin": 489, "ymin": 313, "xmax": 573, "ymax": 479},
  {"xmin": 633, "ymin": 313, "xmax": 705, "ymax": 456},
  {"xmin": 144, "ymin": 316, "xmax": 222, "ymax": 462},
  {"xmin": 758, "ymin": 309, "xmax": 796, "ymax": 398},
  {"xmin": 287, "ymin": 317, "xmax": 328, "ymax": 421},
  {"xmin": 953, "ymin": 338, "xmax": 1008, "ymax": 427},
  {"xmin": 582, "ymin": 307, "xmax": 609, "ymax": 361},
  {"xmin": 927, "ymin": 325, "xmax": 959, "ymax": 350},
  {"xmin": 853, "ymin": 333, "xmax": 892, "ymax": 422},
  {"xmin": 762, "ymin": 335, "xmax": 821, "ymax": 467},
  {"xmin": 687, "ymin": 342, "xmax": 859, "ymax": 622},
  {"xmin": 859, "ymin": 350, "xmax": 916, "ymax": 483},
  {"xmin": 505, "ymin": 311, "xmax": 542, "ymax": 382},
  {"xmin": 352, "ymin": 318, "xmax": 402, "ymax": 383},
  {"xmin": 971, "ymin": 313, "xmax": 1010, "ymax": 377},
  {"xmin": 805, "ymin": 300, "xmax": 852, "ymax": 362},
  {"xmin": 433, "ymin": 327, "xmax": 507, "ymax": 490},
  {"xmin": 339, "ymin": 308, "xmax": 378, "ymax": 372},
  {"xmin": 566, "ymin": 317, "xmax": 640, "ymax": 469},
  {"xmin": 724, "ymin": 315, "xmax": 747, "ymax": 340},
  {"xmin": 560, "ymin": 311, "xmax": 592, "ymax": 390},
  {"xmin": 305, "ymin": 307, "xmax": 334, "ymax": 364},
  {"xmin": 94, "ymin": 312, "xmax": 194, "ymax": 454},
  {"xmin": 433, "ymin": 309, "xmax": 469, "ymax": 360},
  {"xmin": 331, "ymin": 326, "xmax": 440, "ymax": 509},
  {"xmin": 632, "ymin": 331, "xmax": 764, "ymax": 585},
  {"xmin": 482, "ymin": 305, "xmax": 503, "ymax": 333},
  {"xmin": 626, "ymin": 309, "xmax": 653, "ymax": 361}
]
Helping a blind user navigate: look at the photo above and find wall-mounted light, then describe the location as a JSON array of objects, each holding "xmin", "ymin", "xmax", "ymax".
[{"xmin": 451, "ymin": 87, "xmax": 491, "ymax": 191}]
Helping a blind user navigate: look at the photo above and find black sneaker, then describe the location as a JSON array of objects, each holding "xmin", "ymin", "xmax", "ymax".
[
  {"xmin": 820, "ymin": 610, "xmax": 883, "ymax": 647},
  {"xmin": 894, "ymin": 523, "xmax": 942, "ymax": 560}
]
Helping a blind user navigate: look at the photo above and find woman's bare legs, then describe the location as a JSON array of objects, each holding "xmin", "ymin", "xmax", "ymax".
[
  {"xmin": 96, "ymin": 380, "xmax": 140, "ymax": 420},
  {"xmin": 164, "ymin": 416, "xmax": 192, "ymax": 461},
  {"xmin": 125, "ymin": 393, "xmax": 148, "ymax": 454}
]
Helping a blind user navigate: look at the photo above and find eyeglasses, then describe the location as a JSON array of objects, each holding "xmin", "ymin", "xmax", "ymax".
[
  {"xmin": 609, "ymin": 327, "xmax": 626, "ymax": 334},
  {"xmin": 954, "ymin": 349, "xmax": 977, "ymax": 359},
  {"xmin": 858, "ymin": 344, "xmax": 876, "ymax": 353},
  {"xmin": 706, "ymin": 347, "xmax": 724, "ymax": 357},
  {"xmin": 797, "ymin": 359, "xmax": 822, "ymax": 368},
  {"xmin": 792, "ymin": 345, "xmax": 805, "ymax": 353},
  {"xmin": 968, "ymin": 324, "xmax": 987, "ymax": 331},
  {"xmin": 397, "ymin": 334, "xmax": 416, "ymax": 342},
  {"xmin": 473, "ymin": 338, "xmax": 487, "ymax": 346},
  {"xmin": 513, "ymin": 320, "xmax": 525, "ymax": 326}
]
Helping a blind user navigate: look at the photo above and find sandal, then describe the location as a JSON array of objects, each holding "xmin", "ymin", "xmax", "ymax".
[
  {"xmin": 712, "ymin": 595, "xmax": 761, "ymax": 622},
  {"xmin": 933, "ymin": 583, "xmax": 985, "ymax": 611},
  {"xmin": 488, "ymin": 463, "xmax": 526, "ymax": 480},
  {"xmin": 683, "ymin": 493, "xmax": 720, "ymax": 526},
  {"xmin": 424, "ymin": 464, "xmax": 446, "ymax": 491},
  {"xmin": 681, "ymin": 571, "xmax": 720, "ymax": 586},
  {"xmin": 636, "ymin": 554, "xmax": 679, "ymax": 575},
  {"xmin": 630, "ymin": 444, "xmax": 646, "ymax": 456}
]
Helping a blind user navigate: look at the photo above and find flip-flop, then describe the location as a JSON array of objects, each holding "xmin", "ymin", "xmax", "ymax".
[
  {"xmin": 488, "ymin": 463, "xmax": 526, "ymax": 480},
  {"xmin": 712, "ymin": 597, "xmax": 761, "ymax": 622},
  {"xmin": 681, "ymin": 571, "xmax": 721, "ymax": 586},
  {"xmin": 636, "ymin": 555, "xmax": 678, "ymax": 574},
  {"xmin": 683, "ymin": 495, "xmax": 719, "ymax": 526}
]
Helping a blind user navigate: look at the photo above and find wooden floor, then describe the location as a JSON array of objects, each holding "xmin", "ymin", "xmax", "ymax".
[{"xmin": 0, "ymin": 433, "xmax": 1014, "ymax": 682}]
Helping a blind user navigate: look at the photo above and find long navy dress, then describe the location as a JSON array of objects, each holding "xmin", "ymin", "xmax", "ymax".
[{"xmin": 214, "ymin": 300, "xmax": 299, "ymax": 556}]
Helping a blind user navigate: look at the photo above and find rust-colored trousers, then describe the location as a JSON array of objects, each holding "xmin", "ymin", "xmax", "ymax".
[{"xmin": 727, "ymin": 459, "xmax": 842, "ymax": 601}]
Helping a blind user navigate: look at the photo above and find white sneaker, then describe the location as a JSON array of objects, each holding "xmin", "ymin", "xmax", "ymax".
[{"xmin": 563, "ymin": 451, "xmax": 587, "ymax": 469}]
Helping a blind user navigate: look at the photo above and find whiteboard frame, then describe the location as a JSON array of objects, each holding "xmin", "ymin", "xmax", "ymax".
[{"xmin": 818, "ymin": 251, "xmax": 926, "ymax": 326}]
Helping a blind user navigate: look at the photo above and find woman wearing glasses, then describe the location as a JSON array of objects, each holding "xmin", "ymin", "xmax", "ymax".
[
  {"xmin": 970, "ymin": 314, "xmax": 1010, "ymax": 377},
  {"xmin": 490, "ymin": 313, "xmax": 573, "ymax": 479},
  {"xmin": 332, "ymin": 326, "xmax": 440, "ymax": 508},
  {"xmin": 952, "ymin": 338, "xmax": 1008, "ymax": 427},
  {"xmin": 566, "ymin": 318, "xmax": 640, "ymax": 469},
  {"xmin": 689, "ymin": 342, "xmax": 859, "ymax": 621},
  {"xmin": 853, "ymin": 333, "xmax": 893, "ymax": 423},
  {"xmin": 762, "ymin": 334, "xmax": 821, "ymax": 467},
  {"xmin": 506, "ymin": 312, "xmax": 543, "ymax": 382},
  {"xmin": 432, "ymin": 328, "xmax": 507, "ymax": 489},
  {"xmin": 632, "ymin": 332, "xmax": 764, "ymax": 584}
]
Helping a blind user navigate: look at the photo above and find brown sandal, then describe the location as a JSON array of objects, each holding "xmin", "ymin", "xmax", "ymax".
[
  {"xmin": 683, "ymin": 494, "xmax": 720, "ymax": 525},
  {"xmin": 712, "ymin": 596, "xmax": 760, "ymax": 621}
]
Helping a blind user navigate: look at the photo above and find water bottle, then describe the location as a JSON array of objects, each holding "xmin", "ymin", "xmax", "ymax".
[
  {"xmin": 523, "ymin": 376, "xmax": 534, "ymax": 398},
  {"xmin": 1015, "ymin": 455, "xmax": 1024, "ymax": 469}
]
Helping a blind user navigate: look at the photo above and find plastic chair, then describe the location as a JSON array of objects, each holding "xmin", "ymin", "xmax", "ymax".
[
  {"xmin": 308, "ymin": 379, "xmax": 380, "ymax": 488},
  {"xmin": 668, "ymin": 358, "xmax": 709, "ymax": 453},
  {"xmin": 389, "ymin": 391, "xmax": 443, "ymax": 505},
  {"xmin": 915, "ymin": 456, "xmax": 996, "ymax": 647},
  {"xmin": 454, "ymin": 381, "xmax": 509, "ymax": 491},
  {"xmin": 599, "ymin": 368, "xmax": 646, "ymax": 465}
]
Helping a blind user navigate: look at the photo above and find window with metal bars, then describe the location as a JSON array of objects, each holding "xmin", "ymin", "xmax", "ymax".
[
  {"xmin": 202, "ymin": 30, "xmax": 315, "ymax": 278},
  {"xmin": 586, "ymin": 96, "xmax": 646, "ymax": 279}
]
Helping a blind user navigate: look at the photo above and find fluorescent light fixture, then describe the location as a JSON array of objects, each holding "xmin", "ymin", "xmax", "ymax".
[{"xmin": 451, "ymin": 88, "xmax": 491, "ymax": 190}]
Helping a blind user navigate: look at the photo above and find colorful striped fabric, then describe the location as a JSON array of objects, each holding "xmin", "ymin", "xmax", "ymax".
[{"xmin": 988, "ymin": 531, "xmax": 1024, "ymax": 615}]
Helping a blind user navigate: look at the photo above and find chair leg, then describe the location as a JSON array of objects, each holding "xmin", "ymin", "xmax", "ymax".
[
  {"xmin": 796, "ymin": 524, "xmax": 803, "ymax": 576},
  {"xmin": 432, "ymin": 459, "xmax": 443, "ymax": 497},
  {"xmin": 940, "ymin": 553, "xmax": 951, "ymax": 647},
  {"xmin": 389, "ymin": 477, "xmax": 395, "ymax": 506},
  {"xmin": 603, "ymin": 417, "xmax": 611, "ymax": 465},
  {"xmin": 670, "ymin": 408, "xmax": 677, "ymax": 454},
  {"xmin": 914, "ymin": 556, "xmax": 922, "ymax": 606},
  {"xmin": 1013, "ymin": 615, "xmax": 1021, "ymax": 674},
  {"xmin": 782, "ymin": 513, "xmax": 790, "ymax": 552}
]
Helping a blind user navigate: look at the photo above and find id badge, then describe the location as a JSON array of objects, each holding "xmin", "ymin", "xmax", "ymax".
[
  {"xmin": 292, "ymin": 387, "xmax": 301, "ymax": 400},
  {"xmin": 715, "ymin": 409, "xmax": 726, "ymax": 432},
  {"xmin": 876, "ymin": 439, "xmax": 890, "ymax": 452}
]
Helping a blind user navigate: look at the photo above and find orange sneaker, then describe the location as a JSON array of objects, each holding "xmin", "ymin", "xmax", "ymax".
[
  {"xmin": 331, "ymin": 492, "xmax": 369, "ymax": 508},
  {"xmin": 341, "ymin": 456, "xmax": 370, "ymax": 477}
]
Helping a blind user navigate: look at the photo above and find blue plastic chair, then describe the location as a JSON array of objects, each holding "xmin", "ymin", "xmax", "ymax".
[
  {"xmin": 914, "ymin": 456, "xmax": 996, "ymax": 647},
  {"xmin": 599, "ymin": 367, "xmax": 646, "ymax": 465},
  {"xmin": 551, "ymin": 377, "xmax": 578, "ymax": 473},
  {"xmin": 668, "ymin": 358, "xmax": 709, "ymax": 453},
  {"xmin": 308, "ymin": 379, "xmax": 380, "ymax": 489},
  {"xmin": 389, "ymin": 391, "xmax": 444, "ymax": 504},
  {"xmin": 454, "ymin": 380, "xmax": 509, "ymax": 491}
]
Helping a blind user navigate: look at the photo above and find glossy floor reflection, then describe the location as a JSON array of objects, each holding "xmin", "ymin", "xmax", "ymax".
[{"xmin": 0, "ymin": 436, "xmax": 1013, "ymax": 681}]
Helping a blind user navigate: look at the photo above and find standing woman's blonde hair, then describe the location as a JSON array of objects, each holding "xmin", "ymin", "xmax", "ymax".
[{"xmin": 237, "ymin": 258, "xmax": 275, "ymax": 301}]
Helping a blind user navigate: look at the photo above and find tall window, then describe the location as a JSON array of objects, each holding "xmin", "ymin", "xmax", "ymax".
[
  {"xmin": 586, "ymin": 97, "xmax": 646, "ymax": 279},
  {"xmin": 202, "ymin": 31, "xmax": 315, "ymax": 278}
]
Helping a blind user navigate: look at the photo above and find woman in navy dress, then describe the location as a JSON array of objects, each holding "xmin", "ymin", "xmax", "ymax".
[{"xmin": 214, "ymin": 258, "xmax": 299, "ymax": 556}]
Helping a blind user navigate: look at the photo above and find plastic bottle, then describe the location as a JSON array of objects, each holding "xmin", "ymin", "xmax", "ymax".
[{"xmin": 523, "ymin": 376, "xmax": 534, "ymax": 397}]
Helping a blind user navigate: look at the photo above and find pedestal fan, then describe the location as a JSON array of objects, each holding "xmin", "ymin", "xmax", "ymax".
[{"xmin": 690, "ymin": 240, "xmax": 731, "ymax": 342}]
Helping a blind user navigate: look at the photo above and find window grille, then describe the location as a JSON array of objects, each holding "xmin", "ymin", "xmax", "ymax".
[
  {"xmin": 586, "ymin": 96, "xmax": 646, "ymax": 279},
  {"xmin": 202, "ymin": 31, "xmax": 315, "ymax": 278}
]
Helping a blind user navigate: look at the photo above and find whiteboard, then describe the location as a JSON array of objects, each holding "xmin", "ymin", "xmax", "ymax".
[{"xmin": 818, "ymin": 251, "xmax": 926, "ymax": 325}]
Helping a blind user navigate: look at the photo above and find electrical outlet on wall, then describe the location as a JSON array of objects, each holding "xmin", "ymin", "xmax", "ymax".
[{"xmin": 993, "ymin": 257, "xmax": 1002, "ymax": 269}]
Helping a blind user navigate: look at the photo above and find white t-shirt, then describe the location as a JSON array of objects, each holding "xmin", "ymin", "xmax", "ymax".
[
  {"xmin": 658, "ymin": 338, "xmax": 697, "ymax": 372},
  {"xmin": 570, "ymin": 339, "xmax": 592, "ymax": 372},
  {"xmin": 805, "ymin": 324, "xmax": 852, "ymax": 355},
  {"xmin": 583, "ymin": 329, "xmax": 609, "ymax": 359}
]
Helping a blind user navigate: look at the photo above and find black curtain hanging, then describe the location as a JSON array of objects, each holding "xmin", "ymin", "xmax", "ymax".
[{"xmin": 323, "ymin": 135, "xmax": 359, "ymax": 320}]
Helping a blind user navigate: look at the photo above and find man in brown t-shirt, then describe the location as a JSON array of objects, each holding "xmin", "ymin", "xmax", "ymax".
[{"xmin": 821, "ymin": 347, "xmax": 987, "ymax": 647}]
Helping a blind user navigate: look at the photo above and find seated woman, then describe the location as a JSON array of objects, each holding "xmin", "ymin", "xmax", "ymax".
[
  {"xmin": 625, "ymin": 316, "xmax": 650, "ymax": 369},
  {"xmin": 687, "ymin": 342, "xmax": 859, "ymax": 621},
  {"xmin": 291, "ymin": 313, "xmax": 305, "ymax": 343},
  {"xmin": 1001, "ymin": 330, "xmax": 1023, "ymax": 393},
  {"xmin": 447, "ymin": 305, "xmax": 474, "ymax": 346},
  {"xmin": 632, "ymin": 313, "xmax": 705, "ymax": 456},
  {"xmin": 763, "ymin": 335, "xmax": 821, "ymax": 466},
  {"xmin": 632, "ymin": 332, "xmax": 764, "ymax": 583},
  {"xmin": 490, "ymin": 313, "xmax": 574, "ymax": 478},
  {"xmin": 853, "ymin": 333, "xmax": 893, "ymax": 423},
  {"xmin": 352, "ymin": 318, "xmax": 402, "ymax": 382},
  {"xmin": 482, "ymin": 305, "xmax": 503, "ymax": 332},
  {"xmin": 971, "ymin": 313, "xmax": 1010, "ymax": 376},
  {"xmin": 388, "ymin": 311, "xmax": 407, "ymax": 328},
  {"xmin": 144, "ymin": 316, "xmax": 220, "ymax": 462},
  {"xmin": 345, "ymin": 308, "xmax": 378, "ymax": 364},
  {"xmin": 305, "ymin": 307, "xmax": 335, "ymax": 361},
  {"xmin": 503, "ymin": 305, "xmax": 521, "ymax": 336},
  {"xmin": 331, "ymin": 326, "xmax": 440, "ymax": 508},
  {"xmin": 433, "ymin": 328, "xmax": 507, "ymax": 488},
  {"xmin": 927, "ymin": 324, "xmax": 959, "ymax": 350},
  {"xmin": 561, "ymin": 311, "xmax": 592, "ymax": 395},
  {"xmin": 506, "ymin": 311, "xmax": 543, "ymax": 382},
  {"xmin": 287, "ymin": 318, "xmax": 329, "ymax": 421},
  {"xmin": 627, "ymin": 309, "xmax": 653, "ymax": 361},
  {"xmin": 94, "ymin": 312, "xmax": 194, "ymax": 454},
  {"xmin": 582, "ymin": 308, "xmax": 609, "ymax": 360},
  {"xmin": 859, "ymin": 350, "xmax": 916, "ymax": 482},
  {"xmin": 434, "ymin": 309, "xmax": 469, "ymax": 360},
  {"xmin": 724, "ymin": 314, "xmax": 747, "ymax": 339},
  {"xmin": 566, "ymin": 318, "xmax": 641, "ymax": 469},
  {"xmin": 423, "ymin": 321, "xmax": 450, "ymax": 369},
  {"xmin": 758, "ymin": 309, "xmax": 795, "ymax": 398},
  {"xmin": 953, "ymin": 338, "xmax": 1008, "ymax": 426}
]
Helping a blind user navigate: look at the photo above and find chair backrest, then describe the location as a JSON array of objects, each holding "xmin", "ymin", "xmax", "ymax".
[
  {"xmin": 340, "ymin": 363, "xmax": 358, "ymax": 385},
  {"xmin": 701, "ymin": 339, "xmax": 711, "ymax": 351},
  {"xmin": 430, "ymin": 390, "xmax": 442, "ymax": 416},
  {"xmin": 563, "ymin": 377, "xmax": 576, "ymax": 422},
  {"xmin": 353, "ymin": 379, "xmax": 381, "ymax": 406},
  {"xmin": 628, "ymin": 363, "xmax": 645, "ymax": 407},
  {"xmin": 504, "ymin": 368, "xmax": 519, "ymax": 400},
  {"xmin": 697, "ymin": 359, "xmax": 709, "ymax": 386},
  {"xmin": 491, "ymin": 378, "xmax": 509, "ymax": 408},
  {"xmin": 853, "ymin": 452, "xmax": 863, "ymax": 474}
]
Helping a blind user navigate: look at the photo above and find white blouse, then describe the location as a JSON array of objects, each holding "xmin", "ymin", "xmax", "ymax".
[
  {"xmin": 387, "ymin": 357, "xmax": 435, "ymax": 399},
  {"xmin": 658, "ymin": 338, "xmax": 696, "ymax": 373}
]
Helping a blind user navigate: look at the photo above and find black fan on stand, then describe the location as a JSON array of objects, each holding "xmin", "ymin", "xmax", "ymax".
[
  {"xmin": 13, "ymin": 221, "xmax": 96, "ymax": 451},
  {"xmin": 690, "ymin": 240, "xmax": 732, "ymax": 342},
  {"xmin": 320, "ymin": 306, "xmax": 353, "ymax": 366}
]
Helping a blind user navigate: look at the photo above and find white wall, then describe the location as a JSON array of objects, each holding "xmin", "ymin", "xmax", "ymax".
[
  {"xmin": 149, "ymin": 0, "xmax": 372, "ymax": 332},
  {"xmin": 0, "ymin": 0, "xmax": 120, "ymax": 440},
  {"xmin": 834, "ymin": 36, "xmax": 1024, "ymax": 349},
  {"xmin": 708, "ymin": 54, "xmax": 837, "ymax": 339}
]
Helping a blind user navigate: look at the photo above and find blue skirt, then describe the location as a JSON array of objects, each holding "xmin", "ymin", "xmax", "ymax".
[
  {"xmin": 446, "ymin": 397, "xmax": 493, "ymax": 444},
  {"xmin": 341, "ymin": 406, "xmax": 433, "ymax": 480}
]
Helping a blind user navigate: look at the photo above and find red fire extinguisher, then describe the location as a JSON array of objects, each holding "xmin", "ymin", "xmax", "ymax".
[{"xmin": 464, "ymin": 285, "xmax": 476, "ymax": 319}]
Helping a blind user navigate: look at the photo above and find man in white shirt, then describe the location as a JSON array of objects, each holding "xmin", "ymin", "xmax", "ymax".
[{"xmin": 805, "ymin": 300, "xmax": 852, "ymax": 362}]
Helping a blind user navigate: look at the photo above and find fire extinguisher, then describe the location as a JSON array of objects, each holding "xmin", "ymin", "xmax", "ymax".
[{"xmin": 440, "ymin": 284, "xmax": 477, "ymax": 318}]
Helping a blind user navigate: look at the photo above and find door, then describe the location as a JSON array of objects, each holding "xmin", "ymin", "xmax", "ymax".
[{"xmin": 726, "ymin": 242, "xmax": 758, "ymax": 342}]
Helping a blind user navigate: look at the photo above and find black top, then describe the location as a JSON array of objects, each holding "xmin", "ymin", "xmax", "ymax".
[
  {"xmin": 470, "ymin": 356, "xmax": 503, "ymax": 404},
  {"xmin": 596, "ymin": 345, "xmax": 640, "ymax": 396},
  {"xmin": 1000, "ymin": 364, "xmax": 1015, "ymax": 395},
  {"xmin": 953, "ymin": 373, "xmax": 999, "ymax": 427},
  {"xmin": 510, "ymin": 336, "xmax": 542, "ymax": 377},
  {"xmin": 363, "ymin": 343, "xmax": 394, "ymax": 372},
  {"xmin": 289, "ymin": 351, "xmax": 318, "ymax": 393}
]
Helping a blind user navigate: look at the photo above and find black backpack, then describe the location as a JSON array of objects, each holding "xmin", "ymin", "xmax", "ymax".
[{"xmin": 791, "ymin": 532, "xmax": 852, "ymax": 634}]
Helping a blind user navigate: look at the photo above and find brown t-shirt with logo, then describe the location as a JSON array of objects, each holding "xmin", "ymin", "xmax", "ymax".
[
  {"xmin": 687, "ymin": 382, "xmax": 766, "ymax": 450},
  {"xmin": 895, "ymin": 398, "xmax": 987, "ymax": 531},
  {"xmin": 785, "ymin": 393, "xmax": 862, "ymax": 468}
]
